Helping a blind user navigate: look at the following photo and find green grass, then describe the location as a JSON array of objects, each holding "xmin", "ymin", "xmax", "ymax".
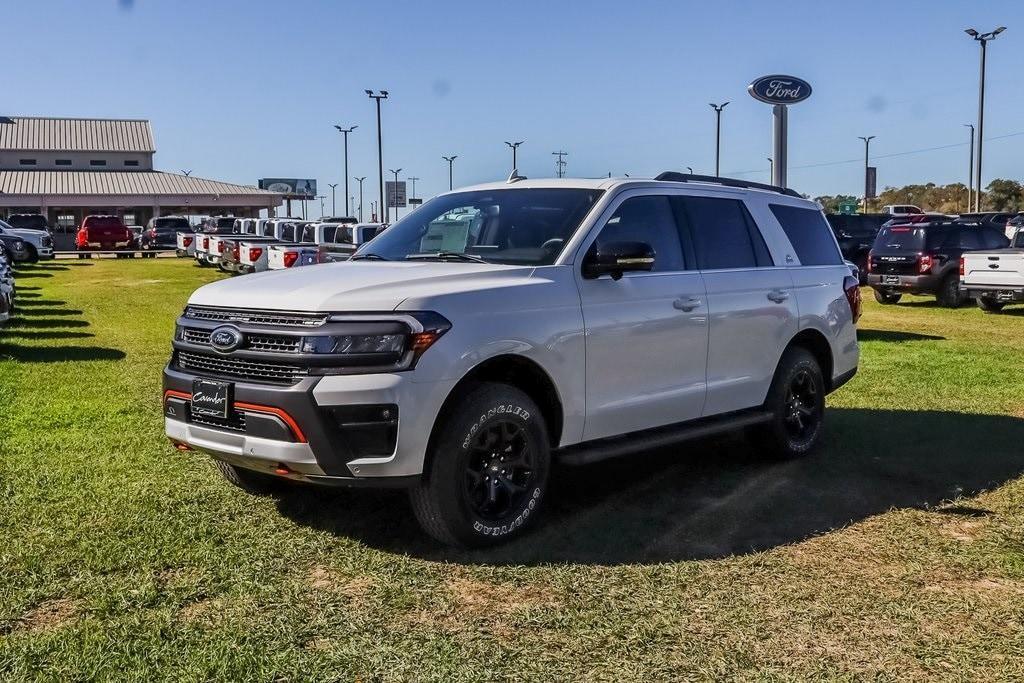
[{"xmin": 2, "ymin": 259, "xmax": 1024, "ymax": 680}]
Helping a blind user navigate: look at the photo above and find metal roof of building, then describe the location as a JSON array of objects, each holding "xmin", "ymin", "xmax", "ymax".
[
  {"xmin": 0, "ymin": 170, "xmax": 279, "ymax": 197},
  {"xmin": 0, "ymin": 117, "xmax": 156, "ymax": 153}
]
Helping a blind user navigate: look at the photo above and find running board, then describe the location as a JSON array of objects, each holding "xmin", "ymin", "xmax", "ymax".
[{"xmin": 554, "ymin": 410, "xmax": 773, "ymax": 466}]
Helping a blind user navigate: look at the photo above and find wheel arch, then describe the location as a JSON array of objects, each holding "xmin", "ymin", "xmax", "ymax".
[{"xmin": 783, "ymin": 327, "xmax": 835, "ymax": 391}]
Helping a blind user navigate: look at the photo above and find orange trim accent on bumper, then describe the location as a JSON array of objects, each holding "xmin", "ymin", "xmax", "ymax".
[{"xmin": 163, "ymin": 390, "xmax": 307, "ymax": 443}]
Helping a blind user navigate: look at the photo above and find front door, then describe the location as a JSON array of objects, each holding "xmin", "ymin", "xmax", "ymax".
[{"xmin": 576, "ymin": 193, "xmax": 708, "ymax": 441}]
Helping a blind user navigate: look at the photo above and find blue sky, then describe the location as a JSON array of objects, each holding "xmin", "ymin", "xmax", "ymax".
[{"xmin": 5, "ymin": 0, "xmax": 1023, "ymax": 207}]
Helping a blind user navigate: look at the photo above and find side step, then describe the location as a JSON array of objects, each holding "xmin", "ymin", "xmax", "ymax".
[{"xmin": 554, "ymin": 410, "xmax": 773, "ymax": 466}]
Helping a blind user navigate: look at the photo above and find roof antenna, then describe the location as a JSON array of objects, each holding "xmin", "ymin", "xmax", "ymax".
[{"xmin": 506, "ymin": 169, "xmax": 527, "ymax": 183}]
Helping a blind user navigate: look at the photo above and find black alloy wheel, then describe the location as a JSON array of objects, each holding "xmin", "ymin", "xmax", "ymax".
[
  {"xmin": 783, "ymin": 369, "xmax": 820, "ymax": 444},
  {"xmin": 462, "ymin": 420, "xmax": 536, "ymax": 522}
]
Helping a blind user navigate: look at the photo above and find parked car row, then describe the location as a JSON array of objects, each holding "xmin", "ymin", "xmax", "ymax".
[
  {"xmin": 0, "ymin": 216, "xmax": 54, "ymax": 262},
  {"xmin": 180, "ymin": 216, "xmax": 386, "ymax": 274}
]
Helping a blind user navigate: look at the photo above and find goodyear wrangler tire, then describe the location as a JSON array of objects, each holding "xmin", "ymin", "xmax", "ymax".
[{"xmin": 410, "ymin": 382, "xmax": 550, "ymax": 547}]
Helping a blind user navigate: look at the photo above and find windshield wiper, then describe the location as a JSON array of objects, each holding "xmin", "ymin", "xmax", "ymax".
[
  {"xmin": 350, "ymin": 253, "xmax": 389, "ymax": 261},
  {"xmin": 405, "ymin": 251, "xmax": 488, "ymax": 263}
]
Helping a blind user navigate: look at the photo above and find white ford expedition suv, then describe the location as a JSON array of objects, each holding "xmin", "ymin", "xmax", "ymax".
[{"xmin": 164, "ymin": 173, "xmax": 860, "ymax": 546}]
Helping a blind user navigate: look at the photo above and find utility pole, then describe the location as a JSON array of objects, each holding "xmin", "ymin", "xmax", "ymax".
[
  {"xmin": 442, "ymin": 155, "xmax": 457, "ymax": 190},
  {"xmin": 365, "ymin": 90, "xmax": 389, "ymax": 220},
  {"xmin": 333, "ymin": 124, "xmax": 357, "ymax": 215},
  {"xmin": 552, "ymin": 150, "xmax": 568, "ymax": 178},
  {"xmin": 388, "ymin": 168, "xmax": 402, "ymax": 221},
  {"xmin": 965, "ymin": 26, "xmax": 1006, "ymax": 212},
  {"xmin": 504, "ymin": 140, "xmax": 523, "ymax": 172},
  {"xmin": 709, "ymin": 102, "xmax": 729, "ymax": 177},
  {"xmin": 964, "ymin": 124, "xmax": 975, "ymax": 210},
  {"xmin": 858, "ymin": 136, "xmax": 875, "ymax": 213},
  {"xmin": 354, "ymin": 176, "xmax": 366, "ymax": 222},
  {"xmin": 328, "ymin": 183, "xmax": 338, "ymax": 216}
]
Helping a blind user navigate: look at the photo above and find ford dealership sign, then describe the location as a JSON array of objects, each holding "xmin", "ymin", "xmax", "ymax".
[{"xmin": 747, "ymin": 75, "xmax": 812, "ymax": 105}]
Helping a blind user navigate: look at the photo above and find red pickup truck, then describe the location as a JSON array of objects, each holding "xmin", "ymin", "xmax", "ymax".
[{"xmin": 76, "ymin": 215, "xmax": 133, "ymax": 256}]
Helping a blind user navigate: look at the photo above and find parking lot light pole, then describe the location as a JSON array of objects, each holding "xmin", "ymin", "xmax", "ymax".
[
  {"xmin": 442, "ymin": 155, "xmax": 457, "ymax": 190},
  {"xmin": 317, "ymin": 195, "xmax": 326, "ymax": 218},
  {"xmin": 366, "ymin": 90, "xmax": 389, "ymax": 221},
  {"xmin": 504, "ymin": 141, "xmax": 523, "ymax": 172},
  {"xmin": 388, "ymin": 168, "xmax": 402, "ymax": 220},
  {"xmin": 328, "ymin": 183, "xmax": 338, "ymax": 216},
  {"xmin": 965, "ymin": 26, "xmax": 1006, "ymax": 212},
  {"xmin": 407, "ymin": 176, "xmax": 419, "ymax": 205},
  {"xmin": 963, "ymin": 124, "xmax": 975, "ymax": 210},
  {"xmin": 709, "ymin": 102, "xmax": 729, "ymax": 177},
  {"xmin": 354, "ymin": 177, "xmax": 366, "ymax": 222},
  {"xmin": 858, "ymin": 136, "xmax": 875, "ymax": 213},
  {"xmin": 767, "ymin": 158, "xmax": 773, "ymax": 182},
  {"xmin": 333, "ymin": 124, "xmax": 357, "ymax": 215}
]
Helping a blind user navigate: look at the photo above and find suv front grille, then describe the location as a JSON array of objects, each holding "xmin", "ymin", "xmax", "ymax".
[
  {"xmin": 182, "ymin": 328, "xmax": 212, "ymax": 345},
  {"xmin": 176, "ymin": 350, "xmax": 305, "ymax": 384},
  {"xmin": 189, "ymin": 409, "xmax": 247, "ymax": 433},
  {"xmin": 180, "ymin": 328, "xmax": 301, "ymax": 354},
  {"xmin": 184, "ymin": 306, "xmax": 327, "ymax": 327}
]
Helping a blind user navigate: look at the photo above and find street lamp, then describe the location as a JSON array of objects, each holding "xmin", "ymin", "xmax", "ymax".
[
  {"xmin": 354, "ymin": 176, "xmax": 366, "ymax": 222},
  {"xmin": 317, "ymin": 195, "xmax": 326, "ymax": 218},
  {"xmin": 858, "ymin": 136, "xmax": 875, "ymax": 213},
  {"xmin": 709, "ymin": 102, "xmax": 729, "ymax": 177},
  {"xmin": 442, "ymin": 155, "xmax": 457, "ymax": 190},
  {"xmin": 963, "ymin": 124, "xmax": 975, "ymax": 210},
  {"xmin": 686, "ymin": 166, "xmax": 693, "ymax": 174},
  {"xmin": 965, "ymin": 26, "xmax": 1006, "ymax": 212},
  {"xmin": 504, "ymin": 140, "xmax": 523, "ymax": 172},
  {"xmin": 328, "ymin": 183, "xmax": 338, "ymax": 216},
  {"xmin": 407, "ymin": 176, "xmax": 419, "ymax": 204},
  {"xmin": 767, "ymin": 158, "xmax": 774, "ymax": 183},
  {"xmin": 365, "ymin": 90, "xmax": 389, "ymax": 220},
  {"xmin": 333, "ymin": 124, "xmax": 357, "ymax": 216},
  {"xmin": 388, "ymin": 168, "xmax": 402, "ymax": 221}
]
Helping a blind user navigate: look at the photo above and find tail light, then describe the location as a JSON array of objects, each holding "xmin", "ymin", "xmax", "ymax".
[
  {"xmin": 843, "ymin": 275, "xmax": 862, "ymax": 323},
  {"xmin": 232, "ymin": 244, "xmax": 240, "ymax": 260},
  {"xmin": 183, "ymin": 237, "xmax": 193, "ymax": 247},
  {"xmin": 866, "ymin": 250, "xmax": 873, "ymax": 273},
  {"xmin": 959, "ymin": 257, "xmax": 965, "ymax": 277},
  {"xmin": 248, "ymin": 247, "xmax": 263, "ymax": 262},
  {"xmin": 218, "ymin": 241, "xmax": 226, "ymax": 253},
  {"xmin": 919, "ymin": 254, "xmax": 933, "ymax": 274},
  {"xmin": 149, "ymin": 228, "xmax": 157, "ymax": 237},
  {"xmin": 202, "ymin": 237, "xmax": 209, "ymax": 250},
  {"xmin": 283, "ymin": 251, "xmax": 299, "ymax": 268}
]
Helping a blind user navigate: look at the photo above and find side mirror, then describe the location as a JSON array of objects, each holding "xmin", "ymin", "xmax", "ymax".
[{"xmin": 582, "ymin": 241, "xmax": 655, "ymax": 280}]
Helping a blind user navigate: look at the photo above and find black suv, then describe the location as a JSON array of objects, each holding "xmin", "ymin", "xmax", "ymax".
[
  {"xmin": 140, "ymin": 216, "xmax": 191, "ymax": 256},
  {"xmin": 826, "ymin": 213, "xmax": 890, "ymax": 283},
  {"xmin": 868, "ymin": 220, "xmax": 1009, "ymax": 307},
  {"xmin": 955, "ymin": 212, "xmax": 1019, "ymax": 231}
]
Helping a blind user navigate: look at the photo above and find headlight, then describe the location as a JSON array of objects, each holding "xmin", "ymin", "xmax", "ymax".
[{"xmin": 301, "ymin": 334, "xmax": 405, "ymax": 355}]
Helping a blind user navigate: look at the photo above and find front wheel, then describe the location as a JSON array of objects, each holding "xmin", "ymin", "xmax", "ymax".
[
  {"xmin": 753, "ymin": 347, "xmax": 826, "ymax": 459},
  {"xmin": 873, "ymin": 289, "xmax": 902, "ymax": 305},
  {"xmin": 977, "ymin": 296, "xmax": 1005, "ymax": 313},
  {"xmin": 410, "ymin": 383, "xmax": 550, "ymax": 547}
]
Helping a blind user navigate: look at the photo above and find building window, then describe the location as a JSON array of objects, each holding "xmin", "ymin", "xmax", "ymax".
[
  {"xmin": 122, "ymin": 213, "xmax": 136, "ymax": 226},
  {"xmin": 90, "ymin": 159, "xmax": 107, "ymax": 167},
  {"xmin": 19, "ymin": 159, "xmax": 37, "ymax": 166},
  {"xmin": 56, "ymin": 159, "xmax": 72, "ymax": 166},
  {"xmin": 56, "ymin": 214, "xmax": 76, "ymax": 233},
  {"xmin": 123, "ymin": 160, "xmax": 139, "ymax": 167}
]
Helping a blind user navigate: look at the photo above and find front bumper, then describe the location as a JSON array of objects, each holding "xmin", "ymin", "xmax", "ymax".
[
  {"xmin": 868, "ymin": 273, "xmax": 940, "ymax": 293},
  {"xmin": 163, "ymin": 363, "xmax": 455, "ymax": 485}
]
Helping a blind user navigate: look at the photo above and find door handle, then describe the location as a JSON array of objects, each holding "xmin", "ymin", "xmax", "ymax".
[
  {"xmin": 767, "ymin": 289, "xmax": 790, "ymax": 303},
  {"xmin": 673, "ymin": 296, "xmax": 702, "ymax": 312}
]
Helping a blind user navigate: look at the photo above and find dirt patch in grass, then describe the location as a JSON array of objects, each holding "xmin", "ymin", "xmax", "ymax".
[
  {"xmin": 177, "ymin": 598, "xmax": 223, "ymax": 625},
  {"xmin": 19, "ymin": 597, "xmax": 81, "ymax": 633},
  {"xmin": 307, "ymin": 565, "xmax": 376, "ymax": 601}
]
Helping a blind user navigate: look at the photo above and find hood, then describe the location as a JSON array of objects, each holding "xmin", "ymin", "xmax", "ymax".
[{"xmin": 188, "ymin": 260, "xmax": 536, "ymax": 312}]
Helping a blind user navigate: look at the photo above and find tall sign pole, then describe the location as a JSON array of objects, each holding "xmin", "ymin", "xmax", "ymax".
[{"xmin": 748, "ymin": 75, "xmax": 812, "ymax": 188}]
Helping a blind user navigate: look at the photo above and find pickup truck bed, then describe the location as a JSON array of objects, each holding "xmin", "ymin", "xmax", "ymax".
[{"xmin": 961, "ymin": 248, "xmax": 1024, "ymax": 311}]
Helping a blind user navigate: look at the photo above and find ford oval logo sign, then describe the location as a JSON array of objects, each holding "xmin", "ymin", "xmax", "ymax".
[
  {"xmin": 209, "ymin": 325, "xmax": 243, "ymax": 353},
  {"xmin": 748, "ymin": 75, "xmax": 812, "ymax": 105}
]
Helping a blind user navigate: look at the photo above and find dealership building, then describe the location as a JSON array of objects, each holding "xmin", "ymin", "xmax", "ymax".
[{"xmin": 0, "ymin": 117, "xmax": 283, "ymax": 246}]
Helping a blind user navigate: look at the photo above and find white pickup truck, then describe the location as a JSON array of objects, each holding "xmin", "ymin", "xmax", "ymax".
[
  {"xmin": 266, "ymin": 220, "xmax": 359, "ymax": 270},
  {"xmin": 961, "ymin": 228, "xmax": 1024, "ymax": 312}
]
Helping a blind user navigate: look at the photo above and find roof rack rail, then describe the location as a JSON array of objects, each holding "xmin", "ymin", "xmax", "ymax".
[{"xmin": 654, "ymin": 171, "xmax": 802, "ymax": 198}]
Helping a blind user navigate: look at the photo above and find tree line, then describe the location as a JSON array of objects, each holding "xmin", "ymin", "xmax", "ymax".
[{"xmin": 814, "ymin": 179, "xmax": 1024, "ymax": 214}]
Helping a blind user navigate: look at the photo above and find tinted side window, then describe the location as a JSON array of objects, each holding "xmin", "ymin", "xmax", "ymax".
[
  {"xmin": 595, "ymin": 196, "xmax": 685, "ymax": 272},
  {"xmin": 681, "ymin": 196, "xmax": 763, "ymax": 270},
  {"xmin": 957, "ymin": 229, "xmax": 981, "ymax": 250},
  {"xmin": 770, "ymin": 204, "xmax": 843, "ymax": 266},
  {"xmin": 281, "ymin": 225, "xmax": 296, "ymax": 242},
  {"xmin": 982, "ymin": 227, "xmax": 1010, "ymax": 249}
]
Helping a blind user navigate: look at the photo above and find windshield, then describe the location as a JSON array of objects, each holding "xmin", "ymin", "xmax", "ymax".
[
  {"xmin": 154, "ymin": 218, "xmax": 190, "ymax": 230},
  {"xmin": 8, "ymin": 215, "xmax": 47, "ymax": 230},
  {"xmin": 354, "ymin": 188, "xmax": 603, "ymax": 264}
]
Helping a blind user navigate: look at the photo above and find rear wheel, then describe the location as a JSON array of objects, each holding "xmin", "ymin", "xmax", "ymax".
[
  {"xmin": 214, "ymin": 460, "xmax": 284, "ymax": 495},
  {"xmin": 753, "ymin": 347, "xmax": 826, "ymax": 459},
  {"xmin": 977, "ymin": 296, "xmax": 1006, "ymax": 313},
  {"xmin": 937, "ymin": 275, "xmax": 964, "ymax": 308},
  {"xmin": 873, "ymin": 289, "xmax": 902, "ymax": 305},
  {"xmin": 410, "ymin": 383, "xmax": 550, "ymax": 547}
]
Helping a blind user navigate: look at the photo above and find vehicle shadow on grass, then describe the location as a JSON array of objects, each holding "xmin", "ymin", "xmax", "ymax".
[
  {"xmin": 0, "ymin": 344, "xmax": 125, "ymax": 362},
  {"xmin": 857, "ymin": 329, "xmax": 945, "ymax": 343},
  {"xmin": 11, "ymin": 271, "xmax": 52, "ymax": 278},
  {"xmin": 13, "ymin": 299, "xmax": 67, "ymax": 307},
  {"xmin": 6, "ymin": 318, "xmax": 89, "ymax": 329},
  {"xmin": 273, "ymin": 408, "xmax": 1024, "ymax": 565},
  {"xmin": 16, "ymin": 308, "xmax": 84, "ymax": 316},
  {"xmin": 0, "ymin": 330, "xmax": 94, "ymax": 340}
]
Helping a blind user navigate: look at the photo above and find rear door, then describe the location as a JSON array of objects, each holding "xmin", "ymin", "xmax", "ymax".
[
  {"xmin": 576, "ymin": 192, "xmax": 708, "ymax": 440},
  {"xmin": 679, "ymin": 194, "xmax": 799, "ymax": 416}
]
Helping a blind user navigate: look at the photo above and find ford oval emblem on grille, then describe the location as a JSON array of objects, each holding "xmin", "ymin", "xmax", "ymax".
[{"xmin": 209, "ymin": 325, "xmax": 243, "ymax": 353}]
